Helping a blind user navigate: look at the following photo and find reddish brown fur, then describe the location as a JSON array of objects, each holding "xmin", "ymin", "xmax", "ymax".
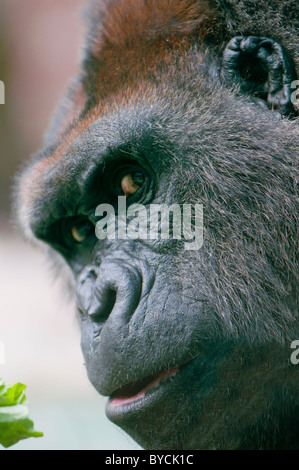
[
  {"xmin": 86, "ymin": 0, "xmax": 221, "ymax": 99},
  {"xmin": 92, "ymin": 0, "xmax": 220, "ymax": 50}
]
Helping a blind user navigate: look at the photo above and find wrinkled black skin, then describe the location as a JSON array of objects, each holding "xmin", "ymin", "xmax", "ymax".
[{"xmin": 19, "ymin": 1, "xmax": 299, "ymax": 450}]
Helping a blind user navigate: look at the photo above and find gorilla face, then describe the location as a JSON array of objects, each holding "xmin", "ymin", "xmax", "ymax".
[{"xmin": 16, "ymin": 0, "xmax": 299, "ymax": 450}]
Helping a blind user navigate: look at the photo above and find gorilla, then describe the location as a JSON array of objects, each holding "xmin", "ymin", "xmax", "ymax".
[{"xmin": 16, "ymin": 0, "xmax": 298, "ymax": 450}]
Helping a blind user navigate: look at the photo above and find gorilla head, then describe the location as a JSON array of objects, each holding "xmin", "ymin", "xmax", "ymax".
[{"xmin": 16, "ymin": 0, "xmax": 298, "ymax": 449}]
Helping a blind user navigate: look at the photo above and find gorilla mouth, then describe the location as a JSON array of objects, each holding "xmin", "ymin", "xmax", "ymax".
[{"xmin": 109, "ymin": 366, "xmax": 179, "ymax": 407}]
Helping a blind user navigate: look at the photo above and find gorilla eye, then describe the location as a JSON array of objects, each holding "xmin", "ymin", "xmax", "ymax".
[
  {"xmin": 70, "ymin": 219, "xmax": 94, "ymax": 243},
  {"xmin": 120, "ymin": 172, "xmax": 145, "ymax": 196}
]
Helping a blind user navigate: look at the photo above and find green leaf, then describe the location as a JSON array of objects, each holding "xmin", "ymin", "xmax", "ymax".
[
  {"xmin": 0, "ymin": 418, "xmax": 43, "ymax": 448},
  {"xmin": 0, "ymin": 380, "xmax": 43, "ymax": 448},
  {"xmin": 0, "ymin": 381, "xmax": 27, "ymax": 407}
]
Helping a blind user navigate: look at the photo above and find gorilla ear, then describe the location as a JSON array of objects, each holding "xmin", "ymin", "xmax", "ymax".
[{"xmin": 221, "ymin": 36, "xmax": 297, "ymax": 117}]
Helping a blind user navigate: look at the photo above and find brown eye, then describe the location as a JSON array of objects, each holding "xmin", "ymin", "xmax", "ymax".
[
  {"xmin": 70, "ymin": 220, "xmax": 94, "ymax": 243},
  {"xmin": 121, "ymin": 172, "xmax": 145, "ymax": 196}
]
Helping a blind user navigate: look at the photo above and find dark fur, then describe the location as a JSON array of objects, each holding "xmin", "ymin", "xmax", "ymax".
[{"xmin": 16, "ymin": 0, "xmax": 298, "ymax": 449}]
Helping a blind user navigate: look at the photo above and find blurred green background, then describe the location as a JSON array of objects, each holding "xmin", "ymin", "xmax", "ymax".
[{"xmin": 0, "ymin": 0, "xmax": 140, "ymax": 450}]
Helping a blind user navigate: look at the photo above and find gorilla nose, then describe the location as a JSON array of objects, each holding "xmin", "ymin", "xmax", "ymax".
[{"xmin": 76, "ymin": 261, "xmax": 143, "ymax": 325}]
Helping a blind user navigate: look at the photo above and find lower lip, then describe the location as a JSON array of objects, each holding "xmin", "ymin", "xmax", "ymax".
[{"xmin": 108, "ymin": 366, "xmax": 179, "ymax": 408}]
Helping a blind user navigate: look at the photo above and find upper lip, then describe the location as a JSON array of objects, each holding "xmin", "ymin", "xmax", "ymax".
[
  {"xmin": 109, "ymin": 366, "xmax": 179, "ymax": 403},
  {"xmin": 109, "ymin": 351, "xmax": 203, "ymax": 401},
  {"xmin": 101, "ymin": 350, "xmax": 203, "ymax": 398}
]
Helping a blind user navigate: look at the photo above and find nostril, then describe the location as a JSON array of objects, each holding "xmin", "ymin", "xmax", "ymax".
[
  {"xmin": 78, "ymin": 260, "xmax": 148, "ymax": 331},
  {"xmin": 88, "ymin": 260, "xmax": 144, "ymax": 329},
  {"xmin": 88, "ymin": 287, "xmax": 117, "ymax": 323}
]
